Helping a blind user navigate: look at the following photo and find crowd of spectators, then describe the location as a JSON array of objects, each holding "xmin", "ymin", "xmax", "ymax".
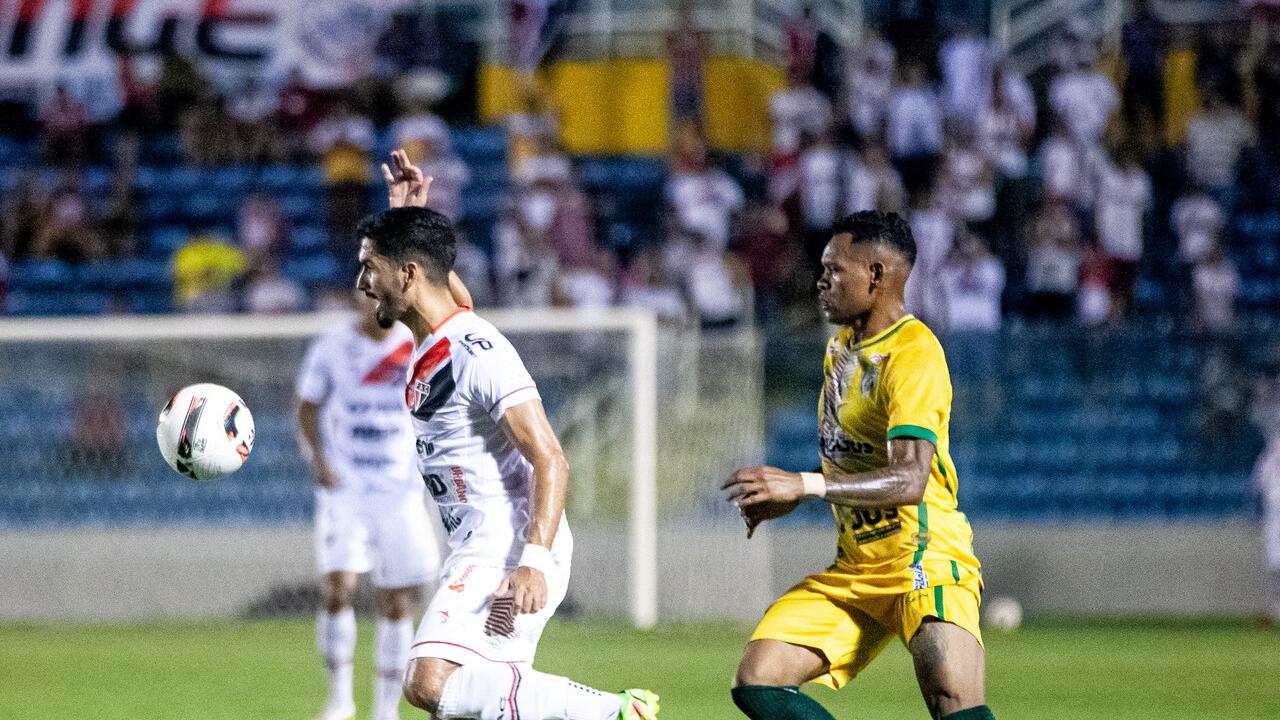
[{"xmin": 0, "ymin": 5, "xmax": 1277, "ymax": 336}]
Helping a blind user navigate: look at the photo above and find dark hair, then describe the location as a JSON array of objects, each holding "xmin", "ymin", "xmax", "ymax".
[
  {"xmin": 832, "ymin": 210, "xmax": 916, "ymax": 266},
  {"xmin": 357, "ymin": 207, "xmax": 456, "ymax": 284}
]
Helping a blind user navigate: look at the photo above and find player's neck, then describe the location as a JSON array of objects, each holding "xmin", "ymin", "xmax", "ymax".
[
  {"xmin": 848, "ymin": 303, "xmax": 906, "ymax": 344},
  {"xmin": 358, "ymin": 315, "xmax": 390, "ymax": 341},
  {"xmin": 402, "ymin": 285, "xmax": 464, "ymax": 346}
]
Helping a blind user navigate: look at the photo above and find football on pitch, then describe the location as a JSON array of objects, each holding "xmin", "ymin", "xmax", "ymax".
[
  {"xmin": 984, "ymin": 595, "xmax": 1024, "ymax": 631},
  {"xmin": 156, "ymin": 383, "xmax": 255, "ymax": 481}
]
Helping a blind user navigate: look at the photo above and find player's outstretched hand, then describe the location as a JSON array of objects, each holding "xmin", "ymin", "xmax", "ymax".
[
  {"xmin": 496, "ymin": 566, "xmax": 548, "ymax": 615},
  {"xmin": 381, "ymin": 148, "xmax": 433, "ymax": 209},
  {"xmin": 723, "ymin": 465, "xmax": 803, "ymax": 537}
]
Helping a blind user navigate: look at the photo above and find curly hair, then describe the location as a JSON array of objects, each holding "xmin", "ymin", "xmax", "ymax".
[{"xmin": 831, "ymin": 210, "xmax": 916, "ymax": 266}]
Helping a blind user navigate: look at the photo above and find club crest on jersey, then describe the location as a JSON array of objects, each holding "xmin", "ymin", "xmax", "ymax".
[
  {"xmin": 405, "ymin": 337, "xmax": 456, "ymax": 421},
  {"xmin": 859, "ymin": 360, "xmax": 881, "ymax": 396}
]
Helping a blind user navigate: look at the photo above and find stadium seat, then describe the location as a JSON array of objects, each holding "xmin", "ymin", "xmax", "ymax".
[
  {"xmin": 283, "ymin": 254, "xmax": 340, "ymax": 286},
  {"xmin": 452, "ymin": 127, "xmax": 507, "ymax": 163},
  {"xmin": 145, "ymin": 226, "xmax": 190, "ymax": 257},
  {"xmin": 9, "ymin": 260, "xmax": 76, "ymax": 291},
  {"xmin": 291, "ymin": 225, "xmax": 329, "ymax": 255}
]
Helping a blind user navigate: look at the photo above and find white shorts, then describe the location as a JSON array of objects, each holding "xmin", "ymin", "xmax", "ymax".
[
  {"xmin": 314, "ymin": 488, "xmax": 443, "ymax": 589},
  {"xmin": 410, "ymin": 555, "xmax": 570, "ymax": 665}
]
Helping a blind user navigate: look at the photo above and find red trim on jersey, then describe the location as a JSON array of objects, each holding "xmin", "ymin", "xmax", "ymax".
[
  {"xmin": 431, "ymin": 306, "xmax": 472, "ymax": 334},
  {"xmin": 411, "ymin": 639, "xmax": 507, "ymax": 663},
  {"xmin": 361, "ymin": 341, "xmax": 415, "ymax": 385},
  {"xmin": 508, "ymin": 663, "xmax": 522, "ymax": 720},
  {"xmin": 489, "ymin": 385, "xmax": 537, "ymax": 414},
  {"xmin": 409, "ymin": 337, "xmax": 452, "ymax": 382}
]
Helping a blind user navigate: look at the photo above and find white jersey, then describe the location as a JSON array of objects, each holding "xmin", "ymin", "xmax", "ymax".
[
  {"xmin": 297, "ymin": 320, "xmax": 419, "ymax": 495},
  {"xmin": 405, "ymin": 309, "xmax": 571, "ymax": 567}
]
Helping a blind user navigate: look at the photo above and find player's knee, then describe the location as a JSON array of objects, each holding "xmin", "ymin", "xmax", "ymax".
[
  {"xmin": 402, "ymin": 658, "xmax": 455, "ymax": 713},
  {"xmin": 734, "ymin": 654, "xmax": 785, "ymax": 687},
  {"xmin": 377, "ymin": 587, "xmax": 417, "ymax": 620},
  {"xmin": 321, "ymin": 573, "xmax": 356, "ymax": 613}
]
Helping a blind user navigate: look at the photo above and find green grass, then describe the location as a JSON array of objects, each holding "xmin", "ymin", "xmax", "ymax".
[{"xmin": 1, "ymin": 618, "xmax": 1277, "ymax": 719}]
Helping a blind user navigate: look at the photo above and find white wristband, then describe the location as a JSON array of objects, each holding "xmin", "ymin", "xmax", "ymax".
[
  {"xmin": 800, "ymin": 472, "xmax": 827, "ymax": 498},
  {"xmin": 518, "ymin": 543, "xmax": 555, "ymax": 573}
]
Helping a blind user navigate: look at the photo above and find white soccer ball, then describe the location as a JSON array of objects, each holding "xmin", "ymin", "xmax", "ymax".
[
  {"xmin": 984, "ymin": 595, "xmax": 1024, "ymax": 631},
  {"xmin": 156, "ymin": 383, "xmax": 255, "ymax": 481}
]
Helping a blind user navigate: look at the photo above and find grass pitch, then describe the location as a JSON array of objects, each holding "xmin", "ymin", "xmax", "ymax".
[{"xmin": 1, "ymin": 618, "xmax": 1276, "ymax": 719}]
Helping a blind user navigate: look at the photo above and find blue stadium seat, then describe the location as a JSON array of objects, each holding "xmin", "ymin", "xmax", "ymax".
[
  {"xmin": 291, "ymin": 224, "xmax": 329, "ymax": 255},
  {"xmin": 5, "ymin": 289, "xmax": 110, "ymax": 316},
  {"xmin": 145, "ymin": 225, "xmax": 190, "ymax": 256},
  {"xmin": 453, "ymin": 128, "xmax": 507, "ymax": 163},
  {"xmin": 278, "ymin": 192, "xmax": 316, "ymax": 223},
  {"xmin": 9, "ymin": 260, "xmax": 76, "ymax": 291},
  {"xmin": 284, "ymin": 253, "xmax": 340, "ymax": 286}
]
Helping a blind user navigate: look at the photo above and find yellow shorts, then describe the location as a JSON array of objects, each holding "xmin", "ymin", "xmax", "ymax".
[{"xmin": 750, "ymin": 566, "xmax": 984, "ymax": 689}]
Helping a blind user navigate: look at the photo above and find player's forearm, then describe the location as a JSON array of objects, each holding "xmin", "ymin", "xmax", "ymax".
[
  {"xmin": 815, "ymin": 465, "xmax": 928, "ymax": 509},
  {"xmin": 525, "ymin": 451, "xmax": 569, "ymax": 549},
  {"xmin": 295, "ymin": 403, "xmax": 325, "ymax": 467}
]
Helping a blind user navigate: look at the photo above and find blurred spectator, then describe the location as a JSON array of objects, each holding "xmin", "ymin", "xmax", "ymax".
[
  {"xmin": 156, "ymin": 53, "xmax": 208, "ymax": 131},
  {"xmin": 311, "ymin": 100, "xmax": 376, "ymax": 255},
  {"xmin": 887, "ymin": 61, "xmax": 943, "ymax": 196},
  {"xmin": 1196, "ymin": 23, "xmax": 1242, "ymax": 103},
  {"xmin": 1191, "ymin": 244, "xmax": 1239, "ymax": 335},
  {"xmin": 937, "ymin": 129, "xmax": 995, "ymax": 230},
  {"xmin": 1050, "ymin": 14, "xmax": 1097, "ymax": 74},
  {"xmin": 683, "ymin": 228, "xmax": 749, "ymax": 329},
  {"xmin": 39, "ymin": 84, "xmax": 87, "ymax": 166},
  {"xmin": 507, "ymin": 83, "xmax": 559, "ymax": 176},
  {"xmin": 1037, "ymin": 120, "xmax": 1101, "ymax": 212},
  {"xmin": 520, "ymin": 172, "xmax": 595, "ymax": 271},
  {"xmin": 276, "ymin": 69, "xmax": 324, "ymax": 162},
  {"xmin": 666, "ymin": 129, "xmax": 744, "ymax": 251},
  {"xmin": 554, "ymin": 247, "xmax": 616, "ymax": 309},
  {"xmin": 181, "ymin": 96, "xmax": 236, "ymax": 166},
  {"xmin": 69, "ymin": 353, "xmax": 127, "ymax": 476},
  {"xmin": 0, "ymin": 169, "xmax": 47, "ymax": 261},
  {"xmin": 244, "ymin": 260, "xmax": 308, "ymax": 314},
  {"xmin": 0, "ymin": 250, "xmax": 8, "ymax": 308},
  {"xmin": 619, "ymin": 247, "xmax": 687, "ymax": 324},
  {"xmin": 493, "ymin": 201, "xmax": 559, "ymax": 308},
  {"xmin": 453, "ymin": 236, "xmax": 495, "ymax": 308},
  {"xmin": 1252, "ymin": 40, "xmax": 1280, "ymax": 151},
  {"xmin": 1023, "ymin": 201, "xmax": 1083, "ymax": 320},
  {"xmin": 938, "ymin": 233, "xmax": 1005, "ymax": 332},
  {"xmin": 236, "ymin": 193, "xmax": 290, "ymax": 267},
  {"xmin": 1171, "ymin": 182, "xmax": 1224, "ymax": 265},
  {"xmin": 1077, "ymin": 245, "xmax": 1112, "ymax": 326},
  {"xmin": 904, "ymin": 188, "xmax": 954, "ymax": 323},
  {"xmin": 1185, "ymin": 88, "xmax": 1254, "ymax": 193},
  {"xmin": 666, "ymin": 1, "xmax": 708, "ymax": 124},
  {"xmin": 730, "ymin": 204, "xmax": 800, "ymax": 320},
  {"xmin": 939, "ymin": 23, "xmax": 993, "ymax": 125},
  {"xmin": 172, "ymin": 232, "xmax": 246, "ymax": 313},
  {"xmin": 768, "ymin": 67, "xmax": 833, "ymax": 158},
  {"xmin": 797, "ymin": 131, "xmax": 849, "ymax": 262},
  {"xmin": 99, "ymin": 149, "xmax": 141, "ymax": 258},
  {"xmin": 31, "ymin": 175, "xmax": 102, "ymax": 263},
  {"xmin": 1049, "ymin": 56, "xmax": 1118, "ymax": 146},
  {"xmin": 980, "ymin": 64, "xmax": 1036, "ymax": 180},
  {"xmin": 226, "ymin": 77, "xmax": 277, "ymax": 164},
  {"xmin": 392, "ymin": 107, "xmax": 471, "ymax": 221},
  {"xmin": 1095, "ymin": 146, "xmax": 1152, "ymax": 320},
  {"xmin": 1120, "ymin": 0, "xmax": 1169, "ymax": 141},
  {"xmin": 846, "ymin": 142, "xmax": 906, "ymax": 214},
  {"xmin": 117, "ymin": 57, "xmax": 161, "ymax": 135},
  {"xmin": 377, "ymin": 8, "xmax": 445, "ymax": 78},
  {"xmin": 510, "ymin": 0, "xmax": 552, "ymax": 73},
  {"xmin": 1250, "ymin": 354, "xmax": 1280, "ymax": 623},
  {"xmin": 785, "ymin": 5, "xmax": 817, "ymax": 83},
  {"xmin": 843, "ymin": 26, "xmax": 896, "ymax": 139}
]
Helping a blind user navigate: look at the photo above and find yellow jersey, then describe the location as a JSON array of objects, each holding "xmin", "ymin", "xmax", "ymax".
[{"xmin": 818, "ymin": 314, "xmax": 981, "ymax": 593}]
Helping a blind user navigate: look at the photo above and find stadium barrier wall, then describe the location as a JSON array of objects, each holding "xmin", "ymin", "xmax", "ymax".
[{"xmin": 1, "ymin": 521, "xmax": 1266, "ymax": 621}]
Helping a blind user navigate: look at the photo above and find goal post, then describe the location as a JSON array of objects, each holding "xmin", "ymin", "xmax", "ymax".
[{"xmin": 0, "ymin": 308, "xmax": 661, "ymax": 628}]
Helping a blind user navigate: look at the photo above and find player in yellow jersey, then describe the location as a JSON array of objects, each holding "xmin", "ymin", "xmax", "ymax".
[{"xmin": 723, "ymin": 211, "xmax": 994, "ymax": 720}]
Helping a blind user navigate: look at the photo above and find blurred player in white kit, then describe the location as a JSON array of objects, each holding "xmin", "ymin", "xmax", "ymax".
[
  {"xmin": 348, "ymin": 152, "xmax": 659, "ymax": 720},
  {"xmin": 297, "ymin": 289, "xmax": 447, "ymax": 720},
  {"xmin": 1252, "ymin": 354, "xmax": 1280, "ymax": 623}
]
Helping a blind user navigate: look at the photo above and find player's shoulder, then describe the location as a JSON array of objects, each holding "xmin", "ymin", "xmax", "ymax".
[
  {"xmin": 437, "ymin": 311, "xmax": 518, "ymax": 360},
  {"xmin": 886, "ymin": 316, "xmax": 945, "ymax": 361}
]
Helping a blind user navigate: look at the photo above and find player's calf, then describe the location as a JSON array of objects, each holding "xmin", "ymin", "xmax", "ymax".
[
  {"xmin": 908, "ymin": 619, "xmax": 994, "ymax": 719},
  {"xmin": 732, "ymin": 640, "xmax": 835, "ymax": 720}
]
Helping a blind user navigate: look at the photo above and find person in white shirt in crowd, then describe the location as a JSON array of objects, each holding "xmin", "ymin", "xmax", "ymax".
[
  {"xmin": 937, "ymin": 127, "xmax": 996, "ymax": 230},
  {"xmin": 666, "ymin": 127, "xmax": 745, "ymax": 252},
  {"xmin": 845, "ymin": 141, "xmax": 907, "ymax": 214},
  {"xmin": 1037, "ymin": 117, "xmax": 1103, "ymax": 214},
  {"xmin": 1171, "ymin": 181, "xmax": 1225, "ymax": 266},
  {"xmin": 939, "ymin": 232, "xmax": 1006, "ymax": 334},
  {"xmin": 1250, "ymin": 356, "xmax": 1280, "ymax": 625},
  {"xmin": 797, "ymin": 130, "xmax": 849, "ymax": 267},
  {"xmin": 226, "ymin": 75, "xmax": 277, "ymax": 164},
  {"xmin": 904, "ymin": 186, "xmax": 955, "ymax": 324},
  {"xmin": 769, "ymin": 66, "xmax": 833, "ymax": 159},
  {"xmin": 1049, "ymin": 55, "xmax": 1118, "ymax": 147},
  {"xmin": 939, "ymin": 23, "xmax": 994, "ymax": 127},
  {"xmin": 1191, "ymin": 243, "xmax": 1239, "ymax": 336},
  {"xmin": 245, "ymin": 259, "xmax": 309, "ymax": 314},
  {"xmin": 1023, "ymin": 200, "xmax": 1084, "ymax": 321},
  {"xmin": 979, "ymin": 62, "xmax": 1036, "ymax": 181},
  {"xmin": 554, "ymin": 247, "xmax": 617, "ymax": 309},
  {"xmin": 236, "ymin": 192, "xmax": 290, "ymax": 268},
  {"xmin": 843, "ymin": 26, "xmax": 896, "ymax": 139},
  {"xmin": 671, "ymin": 209, "xmax": 749, "ymax": 329},
  {"xmin": 619, "ymin": 246, "xmax": 688, "ymax": 325},
  {"xmin": 887, "ymin": 60, "xmax": 944, "ymax": 196},
  {"xmin": 391, "ymin": 107, "xmax": 471, "ymax": 222},
  {"xmin": 1185, "ymin": 87, "xmax": 1256, "ymax": 193},
  {"xmin": 1094, "ymin": 145, "xmax": 1152, "ymax": 321},
  {"xmin": 492, "ymin": 194, "xmax": 560, "ymax": 309}
]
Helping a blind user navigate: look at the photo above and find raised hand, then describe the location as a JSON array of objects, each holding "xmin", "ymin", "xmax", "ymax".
[{"xmin": 381, "ymin": 148, "xmax": 433, "ymax": 209}]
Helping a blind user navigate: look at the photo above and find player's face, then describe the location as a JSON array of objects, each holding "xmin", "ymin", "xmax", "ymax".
[
  {"xmin": 356, "ymin": 238, "xmax": 405, "ymax": 330},
  {"xmin": 816, "ymin": 236, "xmax": 874, "ymax": 325}
]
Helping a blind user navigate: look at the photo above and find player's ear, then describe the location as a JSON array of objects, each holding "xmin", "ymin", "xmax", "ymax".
[
  {"xmin": 869, "ymin": 261, "xmax": 884, "ymax": 289},
  {"xmin": 399, "ymin": 260, "xmax": 417, "ymax": 291}
]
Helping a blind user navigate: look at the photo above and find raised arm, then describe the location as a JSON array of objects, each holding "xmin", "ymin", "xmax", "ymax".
[
  {"xmin": 382, "ymin": 147, "xmax": 473, "ymax": 308},
  {"xmin": 496, "ymin": 399, "xmax": 569, "ymax": 614}
]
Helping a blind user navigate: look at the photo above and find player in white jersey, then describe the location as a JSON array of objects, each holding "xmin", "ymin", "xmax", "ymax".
[
  {"xmin": 352, "ymin": 166, "xmax": 659, "ymax": 719},
  {"xmin": 296, "ymin": 290, "xmax": 445, "ymax": 720}
]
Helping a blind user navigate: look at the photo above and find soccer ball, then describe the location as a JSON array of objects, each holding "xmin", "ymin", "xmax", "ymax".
[
  {"xmin": 984, "ymin": 595, "xmax": 1024, "ymax": 631},
  {"xmin": 156, "ymin": 383, "xmax": 255, "ymax": 481}
]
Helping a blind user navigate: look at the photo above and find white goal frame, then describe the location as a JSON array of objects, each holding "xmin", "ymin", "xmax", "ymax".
[{"xmin": 0, "ymin": 307, "xmax": 660, "ymax": 629}]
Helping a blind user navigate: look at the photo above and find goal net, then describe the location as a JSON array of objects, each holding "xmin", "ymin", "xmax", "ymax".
[{"xmin": 0, "ymin": 309, "xmax": 768, "ymax": 626}]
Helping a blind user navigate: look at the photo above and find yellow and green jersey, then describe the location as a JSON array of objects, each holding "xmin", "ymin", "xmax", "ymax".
[{"xmin": 818, "ymin": 314, "xmax": 981, "ymax": 593}]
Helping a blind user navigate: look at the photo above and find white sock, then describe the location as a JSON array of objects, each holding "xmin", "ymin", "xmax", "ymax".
[
  {"xmin": 317, "ymin": 608, "xmax": 357, "ymax": 712},
  {"xmin": 373, "ymin": 617, "xmax": 413, "ymax": 720},
  {"xmin": 436, "ymin": 659, "xmax": 622, "ymax": 720}
]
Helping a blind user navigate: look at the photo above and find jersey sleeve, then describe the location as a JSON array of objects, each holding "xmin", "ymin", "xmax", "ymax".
[
  {"xmin": 296, "ymin": 335, "xmax": 333, "ymax": 404},
  {"xmin": 882, "ymin": 335, "xmax": 951, "ymax": 448},
  {"xmin": 465, "ymin": 336, "xmax": 541, "ymax": 422}
]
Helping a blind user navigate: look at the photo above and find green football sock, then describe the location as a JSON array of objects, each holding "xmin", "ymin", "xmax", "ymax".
[
  {"xmin": 731, "ymin": 685, "xmax": 836, "ymax": 720},
  {"xmin": 941, "ymin": 705, "xmax": 996, "ymax": 720}
]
